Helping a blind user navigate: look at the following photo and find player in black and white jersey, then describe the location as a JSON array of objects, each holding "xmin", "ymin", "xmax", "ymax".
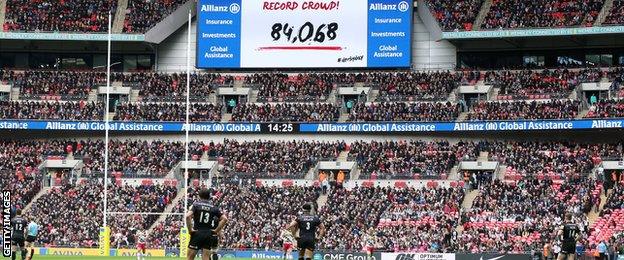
[
  {"xmin": 10, "ymin": 209, "xmax": 28, "ymax": 260},
  {"xmin": 557, "ymin": 213, "xmax": 581, "ymax": 260},
  {"xmin": 287, "ymin": 203, "xmax": 325, "ymax": 260},
  {"xmin": 185, "ymin": 189, "xmax": 228, "ymax": 260}
]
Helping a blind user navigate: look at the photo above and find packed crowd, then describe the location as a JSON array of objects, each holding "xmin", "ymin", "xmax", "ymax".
[
  {"xmin": 231, "ymin": 103, "xmax": 339, "ymax": 122},
  {"xmin": 586, "ymin": 99, "xmax": 624, "ymax": 118},
  {"xmin": 113, "ymin": 103, "xmax": 223, "ymax": 122},
  {"xmin": 245, "ymin": 73, "xmax": 346, "ymax": 102},
  {"xmin": 128, "ymin": 72, "xmax": 234, "ymax": 102},
  {"xmin": 4, "ymin": 0, "xmax": 117, "ymax": 32},
  {"xmin": 348, "ymin": 102, "xmax": 460, "ymax": 122},
  {"xmin": 481, "ymin": 0, "xmax": 604, "ymax": 29},
  {"xmin": 123, "ymin": 0, "xmax": 189, "ymax": 33},
  {"xmin": 604, "ymin": 0, "xmax": 624, "ymax": 25},
  {"xmin": 0, "ymin": 140, "xmax": 65, "ymax": 212},
  {"xmin": 149, "ymin": 184, "xmax": 319, "ymax": 249},
  {"xmin": 107, "ymin": 140, "xmax": 186, "ymax": 177},
  {"xmin": 217, "ymin": 139, "xmax": 347, "ymax": 179},
  {"xmin": 480, "ymin": 141, "xmax": 622, "ymax": 178},
  {"xmin": 7, "ymin": 70, "xmax": 106, "ymax": 99},
  {"xmin": 485, "ymin": 69, "xmax": 601, "ymax": 99},
  {"xmin": 375, "ymin": 186, "xmax": 465, "ymax": 252},
  {"xmin": 459, "ymin": 178, "xmax": 597, "ymax": 253},
  {"xmin": 374, "ymin": 71, "xmax": 461, "ymax": 101},
  {"xmin": 26, "ymin": 183, "xmax": 103, "ymax": 247},
  {"xmin": 0, "ymin": 101, "xmax": 104, "ymax": 120},
  {"xmin": 427, "ymin": 0, "xmax": 483, "ymax": 31},
  {"xmin": 348, "ymin": 140, "xmax": 466, "ymax": 179},
  {"xmin": 466, "ymin": 100, "xmax": 580, "ymax": 121},
  {"xmin": 108, "ymin": 184, "xmax": 177, "ymax": 248}
]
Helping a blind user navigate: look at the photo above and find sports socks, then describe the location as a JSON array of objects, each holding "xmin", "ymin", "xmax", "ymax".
[
  {"xmin": 21, "ymin": 249, "xmax": 27, "ymax": 260},
  {"xmin": 11, "ymin": 251, "xmax": 16, "ymax": 260}
]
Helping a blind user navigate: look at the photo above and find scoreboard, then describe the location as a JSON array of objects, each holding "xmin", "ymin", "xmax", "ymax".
[{"xmin": 196, "ymin": 0, "xmax": 412, "ymax": 68}]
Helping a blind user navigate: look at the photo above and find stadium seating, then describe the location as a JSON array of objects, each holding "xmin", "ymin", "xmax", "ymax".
[
  {"xmin": 466, "ymin": 100, "xmax": 580, "ymax": 121},
  {"xmin": 586, "ymin": 99, "xmax": 624, "ymax": 118},
  {"xmin": 3, "ymin": 0, "xmax": 117, "ymax": 32},
  {"xmin": 217, "ymin": 139, "xmax": 346, "ymax": 179},
  {"xmin": 461, "ymin": 178, "xmax": 598, "ymax": 253},
  {"xmin": 426, "ymin": 0, "xmax": 484, "ymax": 31},
  {"xmin": 113, "ymin": 103, "xmax": 223, "ymax": 122},
  {"xmin": 0, "ymin": 101, "xmax": 104, "ymax": 120},
  {"xmin": 108, "ymin": 184, "xmax": 177, "ymax": 248},
  {"xmin": 604, "ymin": 0, "xmax": 624, "ymax": 25},
  {"xmin": 348, "ymin": 102, "xmax": 460, "ymax": 122},
  {"xmin": 231, "ymin": 103, "xmax": 339, "ymax": 122},
  {"xmin": 481, "ymin": 0, "xmax": 604, "ymax": 29},
  {"xmin": 123, "ymin": 0, "xmax": 189, "ymax": 33},
  {"xmin": 348, "ymin": 140, "xmax": 464, "ymax": 180},
  {"xmin": 486, "ymin": 69, "xmax": 601, "ymax": 100},
  {"xmin": 245, "ymin": 73, "xmax": 348, "ymax": 102},
  {"xmin": 590, "ymin": 183, "xmax": 624, "ymax": 247}
]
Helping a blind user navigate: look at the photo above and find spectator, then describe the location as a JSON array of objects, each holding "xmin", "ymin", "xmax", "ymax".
[
  {"xmin": 113, "ymin": 103, "xmax": 223, "ymax": 122},
  {"xmin": 123, "ymin": 0, "xmax": 188, "ymax": 33},
  {"xmin": 0, "ymin": 101, "xmax": 104, "ymax": 120},
  {"xmin": 481, "ymin": 0, "xmax": 604, "ymax": 29},
  {"xmin": 467, "ymin": 100, "xmax": 580, "ymax": 121},
  {"xmin": 427, "ymin": 0, "xmax": 484, "ymax": 31},
  {"xmin": 4, "ymin": 0, "xmax": 117, "ymax": 32},
  {"xmin": 348, "ymin": 102, "xmax": 460, "ymax": 122},
  {"xmin": 231, "ymin": 103, "xmax": 339, "ymax": 122}
]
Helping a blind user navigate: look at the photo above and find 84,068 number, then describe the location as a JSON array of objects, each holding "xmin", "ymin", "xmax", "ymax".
[{"xmin": 271, "ymin": 22, "xmax": 338, "ymax": 43}]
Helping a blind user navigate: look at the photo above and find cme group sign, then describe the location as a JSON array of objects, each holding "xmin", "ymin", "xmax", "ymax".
[{"xmin": 196, "ymin": 0, "xmax": 413, "ymax": 68}]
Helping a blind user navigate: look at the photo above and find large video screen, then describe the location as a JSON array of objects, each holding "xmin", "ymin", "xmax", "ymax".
[{"xmin": 196, "ymin": 0, "xmax": 412, "ymax": 68}]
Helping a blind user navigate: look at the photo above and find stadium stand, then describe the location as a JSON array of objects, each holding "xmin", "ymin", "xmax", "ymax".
[
  {"xmin": 113, "ymin": 103, "xmax": 223, "ymax": 122},
  {"xmin": 3, "ymin": 0, "xmax": 117, "ymax": 32},
  {"xmin": 231, "ymin": 103, "xmax": 339, "ymax": 122},
  {"xmin": 460, "ymin": 178, "xmax": 599, "ymax": 253},
  {"xmin": 480, "ymin": 0, "xmax": 604, "ymax": 29},
  {"xmin": 0, "ymin": 101, "xmax": 104, "ymax": 120},
  {"xmin": 348, "ymin": 102, "xmax": 460, "ymax": 122},
  {"xmin": 603, "ymin": 0, "xmax": 624, "ymax": 25},
  {"xmin": 426, "ymin": 0, "xmax": 484, "ymax": 31},
  {"xmin": 348, "ymin": 140, "xmax": 463, "ymax": 180},
  {"xmin": 217, "ymin": 139, "xmax": 346, "ymax": 179},
  {"xmin": 466, "ymin": 100, "xmax": 580, "ymax": 120},
  {"xmin": 123, "ymin": 0, "xmax": 189, "ymax": 33}
]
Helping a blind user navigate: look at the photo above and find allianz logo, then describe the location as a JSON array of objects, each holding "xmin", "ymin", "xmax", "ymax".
[{"xmin": 200, "ymin": 3, "xmax": 240, "ymax": 14}]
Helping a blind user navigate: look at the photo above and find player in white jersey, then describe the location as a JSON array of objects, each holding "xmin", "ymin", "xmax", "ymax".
[
  {"xmin": 281, "ymin": 229, "xmax": 297, "ymax": 260},
  {"xmin": 136, "ymin": 231, "xmax": 147, "ymax": 260},
  {"xmin": 363, "ymin": 228, "xmax": 376, "ymax": 260}
]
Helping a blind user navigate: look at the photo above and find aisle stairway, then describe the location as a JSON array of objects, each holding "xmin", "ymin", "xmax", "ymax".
[
  {"xmin": 588, "ymin": 189, "xmax": 609, "ymax": 225},
  {"xmin": 112, "ymin": 0, "xmax": 129, "ymax": 33},
  {"xmin": 596, "ymin": 0, "xmax": 616, "ymax": 26},
  {"xmin": 473, "ymin": 0, "xmax": 493, "ymax": 30},
  {"xmin": 0, "ymin": 0, "xmax": 7, "ymax": 26},
  {"xmin": 23, "ymin": 187, "xmax": 52, "ymax": 212},
  {"xmin": 148, "ymin": 191, "xmax": 186, "ymax": 232},
  {"xmin": 461, "ymin": 189, "xmax": 480, "ymax": 209}
]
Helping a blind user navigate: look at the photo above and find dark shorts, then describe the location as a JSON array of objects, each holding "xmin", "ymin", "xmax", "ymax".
[
  {"xmin": 561, "ymin": 241, "xmax": 576, "ymax": 254},
  {"xmin": 26, "ymin": 236, "xmax": 37, "ymax": 243},
  {"xmin": 297, "ymin": 237, "xmax": 315, "ymax": 251},
  {"xmin": 11, "ymin": 236, "xmax": 25, "ymax": 248},
  {"xmin": 189, "ymin": 230, "xmax": 218, "ymax": 250}
]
